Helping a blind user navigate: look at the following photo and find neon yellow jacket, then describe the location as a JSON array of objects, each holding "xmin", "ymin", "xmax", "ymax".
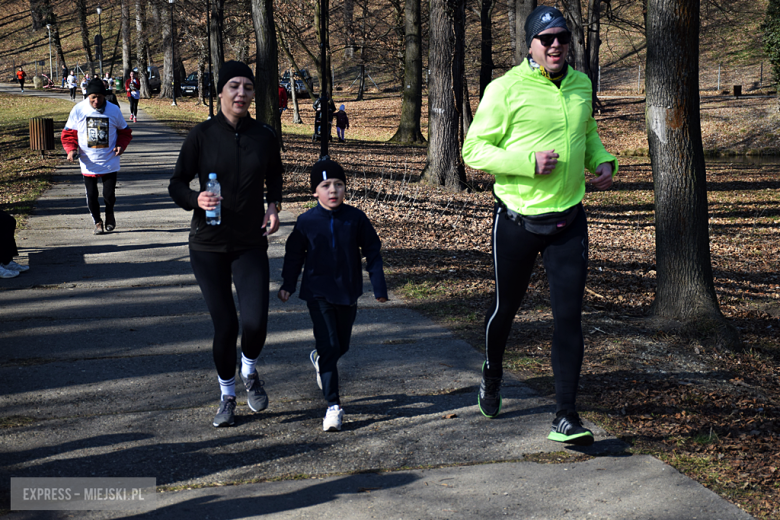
[{"xmin": 462, "ymin": 61, "xmax": 617, "ymax": 216}]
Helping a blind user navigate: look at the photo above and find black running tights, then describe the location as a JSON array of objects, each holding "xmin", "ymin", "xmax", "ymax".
[
  {"xmin": 83, "ymin": 172, "xmax": 117, "ymax": 224},
  {"xmin": 484, "ymin": 205, "xmax": 588, "ymax": 414},
  {"xmin": 189, "ymin": 248, "xmax": 270, "ymax": 381},
  {"xmin": 129, "ymin": 97, "xmax": 139, "ymax": 117}
]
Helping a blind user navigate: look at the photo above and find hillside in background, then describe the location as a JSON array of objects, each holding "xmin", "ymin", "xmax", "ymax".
[{"xmin": 0, "ymin": 0, "xmax": 773, "ymax": 93}]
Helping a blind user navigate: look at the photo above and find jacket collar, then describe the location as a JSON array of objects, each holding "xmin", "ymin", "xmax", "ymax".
[{"xmin": 216, "ymin": 110, "xmax": 254, "ymax": 132}]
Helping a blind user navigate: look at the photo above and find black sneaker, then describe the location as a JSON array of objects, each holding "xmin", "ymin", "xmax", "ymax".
[
  {"xmin": 240, "ymin": 370, "xmax": 268, "ymax": 412},
  {"xmin": 212, "ymin": 395, "xmax": 236, "ymax": 427},
  {"xmin": 548, "ymin": 411, "xmax": 595, "ymax": 446},
  {"xmin": 478, "ymin": 362, "xmax": 502, "ymax": 418}
]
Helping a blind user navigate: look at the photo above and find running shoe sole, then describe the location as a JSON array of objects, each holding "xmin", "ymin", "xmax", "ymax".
[{"xmin": 547, "ymin": 430, "xmax": 595, "ymax": 446}]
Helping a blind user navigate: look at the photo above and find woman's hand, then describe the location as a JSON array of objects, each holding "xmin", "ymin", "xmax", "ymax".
[
  {"xmin": 589, "ymin": 162, "xmax": 614, "ymax": 191},
  {"xmin": 535, "ymin": 150, "xmax": 559, "ymax": 175},
  {"xmin": 197, "ymin": 191, "xmax": 222, "ymax": 212},
  {"xmin": 263, "ymin": 203, "xmax": 280, "ymax": 236},
  {"xmin": 278, "ymin": 289, "xmax": 290, "ymax": 302}
]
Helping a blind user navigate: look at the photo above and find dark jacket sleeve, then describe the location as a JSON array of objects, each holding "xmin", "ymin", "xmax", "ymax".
[
  {"xmin": 358, "ymin": 214, "xmax": 388, "ymax": 299},
  {"xmin": 280, "ymin": 223, "xmax": 308, "ymax": 295},
  {"xmin": 265, "ymin": 130, "xmax": 284, "ymax": 204},
  {"xmin": 168, "ymin": 129, "xmax": 201, "ymax": 211}
]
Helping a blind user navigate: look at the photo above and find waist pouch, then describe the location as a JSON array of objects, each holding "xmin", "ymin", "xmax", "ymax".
[{"xmin": 495, "ymin": 196, "xmax": 580, "ymax": 236}]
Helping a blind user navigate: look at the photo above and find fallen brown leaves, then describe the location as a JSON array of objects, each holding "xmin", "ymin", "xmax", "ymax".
[{"xmin": 278, "ymin": 93, "xmax": 779, "ymax": 519}]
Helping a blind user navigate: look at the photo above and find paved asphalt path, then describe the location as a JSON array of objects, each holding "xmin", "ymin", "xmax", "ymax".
[{"xmin": 0, "ymin": 84, "xmax": 754, "ymax": 519}]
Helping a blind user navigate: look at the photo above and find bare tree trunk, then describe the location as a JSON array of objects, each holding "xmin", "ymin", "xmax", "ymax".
[
  {"xmin": 315, "ymin": 0, "xmax": 332, "ymax": 99},
  {"xmin": 507, "ymin": 0, "xmax": 516, "ymax": 65},
  {"xmin": 122, "ymin": 0, "xmax": 131, "ymax": 82},
  {"xmin": 148, "ymin": 0, "xmax": 162, "ymax": 55},
  {"xmin": 251, "ymin": 0, "xmax": 283, "ymax": 148},
  {"xmin": 587, "ymin": 0, "xmax": 603, "ymax": 106},
  {"xmin": 479, "ymin": 0, "xmax": 494, "ymax": 98},
  {"xmin": 210, "ymin": 0, "xmax": 226, "ymax": 87},
  {"xmin": 561, "ymin": 0, "xmax": 588, "ymax": 74},
  {"xmin": 29, "ymin": 0, "xmax": 44, "ymax": 31},
  {"xmin": 76, "ymin": 0, "xmax": 94, "ymax": 65},
  {"xmin": 135, "ymin": 0, "xmax": 151, "ymax": 98},
  {"xmin": 197, "ymin": 50, "xmax": 206, "ymax": 106},
  {"xmin": 344, "ymin": 0, "xmax": 355, "ymax": 60},
  {"xmin": 514, "ymin": 0, "xmax": 536, "ymax": 65},
  {"xmin": 160, "ymin": 0, "xmax": 174, "ymax": 98},
  {"xmin": 646, "ymin": 0, "xmax": 735, "ymax": 345},
  {"xmin": 462, "ymin": 76, "xmax": 473, "ymax": 140},
  {"xmin": 423, "ymin": 0, "xmax": 467, "ymax": 191},
  {"xmin": 277, "ymin": 31, "xmax": 303, "ymax": 123},
  {"xmin": 389, "ymin": 0, "xmax": 425, "ymax": 145}
]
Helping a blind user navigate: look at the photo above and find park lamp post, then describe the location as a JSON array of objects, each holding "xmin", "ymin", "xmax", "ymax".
[
  {"xmin": 96, "ymin": 6, "xmax": 103, "ymax": 77},
  {"xmin": 169, "ymin": 0, "xmax": 177, "ymax": 106},
  {"xmin": 45, "ymin": 24, "xmax": 53, "ymax": 81}
]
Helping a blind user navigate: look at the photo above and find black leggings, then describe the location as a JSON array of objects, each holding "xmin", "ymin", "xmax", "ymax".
[
  {"xmin": 189, "ymin": 248, "xmax": 270, "ymax": 380},
  {"xmin": 129, "ymin": 97, "xmax": 139, "ymax": 117},
  {"xmin": 484, "ymin": 205, "xmax": 588, "ymax": 414},
  {"xmin": 83, "ymin": 173, "xmax": 117, "ymax": 224},
  {"xmin": 69, "ymin": 87, "xmax": 77, "ymax": 100},
  {"xmin": 307, "ymin": 299, "xmax": 357, "ymax": 406}
]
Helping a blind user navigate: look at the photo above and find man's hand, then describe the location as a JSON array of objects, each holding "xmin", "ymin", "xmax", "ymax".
[
  {"xmin": 263, "ymin": 203, "xmax": 280, "ymax": 236},
  {"xmin": 113, "ymin": 146, "xmax": 124, "ymax": 157},
  {"xmin": 67, "ymin": 150, "xmax": 77, "ymax": 162},
  {"xmin": 589, "ymin": 162, "xmax": 614, "ymax": 191},
  {"xmin": 535, "ymin": 150, "xmax": 559, "ymax": 175},
  {"xmin": 278, "ymin": 289, "xmax": 290, "ymax": 302}
]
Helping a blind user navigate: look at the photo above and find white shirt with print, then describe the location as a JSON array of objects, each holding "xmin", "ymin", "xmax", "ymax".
[{"xmin": 64, "ymin": 99, "xmax": 128, "ymax": 175}]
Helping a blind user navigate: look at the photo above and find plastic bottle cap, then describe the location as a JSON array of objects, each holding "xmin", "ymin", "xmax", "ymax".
[{"xmin": 208, "ymin": 173, "xmax": 217, "ymax": 180}]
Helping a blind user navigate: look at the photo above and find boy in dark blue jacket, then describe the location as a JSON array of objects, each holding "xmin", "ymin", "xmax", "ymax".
[{"xmin": 279, "ymin": 158, "xmax": 388, "ymax": 432}]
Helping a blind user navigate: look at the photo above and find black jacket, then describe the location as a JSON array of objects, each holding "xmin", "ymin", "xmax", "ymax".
[
  {"xmin": 168, "ymin": 112, "xmax": 284, "ymax": 252},
  {"xmin": 281, "ymin": 203, "xmax": 387, "ymax": 305}
]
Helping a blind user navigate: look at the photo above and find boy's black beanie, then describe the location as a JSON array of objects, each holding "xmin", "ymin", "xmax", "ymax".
[{"xmin": 311, "ymin": 158, "xmax": 346, "ymax": 193}]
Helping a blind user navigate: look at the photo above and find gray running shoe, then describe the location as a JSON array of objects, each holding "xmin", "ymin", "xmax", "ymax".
[
  {"xmin": 213, "ymin": 395, "xmax": 236, "ymax": 427},
  {"xmin": 240, "ymin": 370, "xmax": 268, "ymax": 412}
]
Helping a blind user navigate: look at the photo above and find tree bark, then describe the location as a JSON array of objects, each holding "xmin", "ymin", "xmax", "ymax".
[
  {"xmin": 561, "ymin": 0, "xmax": 588, "ymax": 74},
  {"xmin": 315, "ymin": 0, "xmax": 332, "ymax": 99},
  {"xmin": 121, "ymin": 0, "xmax": 131, "ymax": 82},
  {"xmin": 160, "ymin": 0, "xmax": 175, "ymax": 99},
  {"xmin": 646, "ymin": 0, "xmax": 734, "ymax": 342},
  {"xmin": 277, "ymin": 31, "xmax": 303, "ymax": 124},
  {"xmin": 210, "ymin": 0, "xmax": 225, "ymax": 87},
  {"xmin": 507, "ymin": 0, "xmax": 516, "ymax": 66},
  {"xmin": 251, "ymin": 0, "xmax": 283, "ymax": 147},
  {"xmin": 479, "ymin": 0, "xmax": 494, "ymax": 98},
  {"xmin": 514, "ymin": 0, "xmax": 536, "ymax": 65},
  {"xmin": 389, "ymin": 0, "xmax": 426, "ymax": 145},
  {"xmin": 135, "ymin": 0, "xmax": 151, "ymax": 98},
  {"xmin": 344, "ymin": 0, "xmax": 355, "ymax": 60},
  {"xmin": 423, "ymin": 0, "xmax": 467, "ymax": 191},
  {"xmin": 29, "ymin": 0, "xmax": 44, "ymax": 31},
  {"xmin": 76, "ymin": 0, "xmax": 94, "ymax": 66},
  {"xmin": 587, "ymin": 0, "xmax": 603, "ymax": 107}
]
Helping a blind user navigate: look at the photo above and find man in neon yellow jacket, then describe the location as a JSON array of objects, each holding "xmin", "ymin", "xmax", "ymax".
[{"xmin": 462, "ymin": 5, "xmax": 617, "ymax": 447}]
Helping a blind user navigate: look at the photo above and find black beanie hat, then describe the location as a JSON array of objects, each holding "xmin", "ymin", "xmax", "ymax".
[
  {"xmin": 86, "ymin": 78, "xmax": 107, "ymax": 96},
  {"xmin": 311, "ymin": 158, "xmax": 346, "ymax": 193},
  {"xmin": 524, "ymin": 6, "xmax": 569, "ymax": 49},
  {"xmin": 217, "ymin": 60, "xmax": 255, "ymax": 94}
]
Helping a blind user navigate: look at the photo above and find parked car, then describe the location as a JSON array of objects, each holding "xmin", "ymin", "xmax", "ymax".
[
  {"xmin": 280, "ymin": 68, "xmax": 312, "ymax": 98},
  {"xmin": 181, "ymin": 71, "xmax": 214, "ymax": 97},
  {"xmin": 132, "ymin": 65, "xmax": 161, "ymax": 92}
]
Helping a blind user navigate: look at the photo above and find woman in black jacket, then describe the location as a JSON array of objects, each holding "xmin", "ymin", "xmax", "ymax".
[{"xmin": 169, "ymin": 61, "xmax": 284, "ymax": 428}]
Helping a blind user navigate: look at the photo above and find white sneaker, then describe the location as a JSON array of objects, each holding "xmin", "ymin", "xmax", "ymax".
[
  {"xmin": 0, "ymin": 265, "xmax": 19, "ymax": 278},
  {"xmin": 322, "ymin": 405, "xmax": 343, "ymax": 432},
  {"xmin": 310, "ymin": 350, "xmax": 322, "ymax": 389},
  {"xmin": 2, "ymin": 261, "xmax": 29, "ymax": 272}
]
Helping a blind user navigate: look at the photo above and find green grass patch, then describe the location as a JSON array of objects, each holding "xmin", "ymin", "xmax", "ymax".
[
  {"xmin": 0, "ymin": 93, "xmax": 74, "ymax": 219},
  {"xmin": 397, "ymin": 279, "xmax": 448, "ymax": 300}
]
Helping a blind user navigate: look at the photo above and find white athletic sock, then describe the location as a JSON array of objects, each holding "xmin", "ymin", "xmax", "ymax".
[
  {"xmin": 218, "ymin": 376, "xmax": 235, "ymax": 398},
  {"xmin": 241, "ymin": 353, "xmax": 258, "ymax": 379}
]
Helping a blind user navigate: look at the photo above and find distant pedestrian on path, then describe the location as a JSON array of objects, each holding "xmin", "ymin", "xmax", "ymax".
[
  {"xmin": 462, "ymin": 6, "xmax": 617, "ymax": 446},
  {"xmin": 335, "ymin": 105, "xmax": 349, "ymax": 143},
  {"xmin": 125, "ymin": 71, "xmax": 140, "ymax": 123},
  {"xmin": 278, "ymin": 84, "xmax": 287, "ymax": 116},
  {"xmin": 16, "ymin": 67, "xmax": 27, "ymax": 93},
  {"xmin": 169, "ymin": 60, "xmax": 284, "ymax": 428},
  {"xmin": 278, "ymin": 158, "xmax": 388, "ymax": 432},
  {"xmin": 67, "ymin": 70, "xmax": 77, "ymax": 101},
  {"xmin": 0, "ymin": 210, "xmax": 30, "ymax": 279},
  {"xmin": 61, "ymin": 78, "xmax": 133, "ymax": 235}
]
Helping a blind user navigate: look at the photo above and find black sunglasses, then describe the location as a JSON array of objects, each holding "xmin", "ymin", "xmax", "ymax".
[{"xmin": 535, "ymin": 31, "xmax": 572, "ymax": 47}]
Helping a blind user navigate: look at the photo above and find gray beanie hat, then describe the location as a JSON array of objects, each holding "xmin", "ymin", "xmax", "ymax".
[{"xmin": 524, "ymin": 6, "xmax": 569, "ymax": 48}]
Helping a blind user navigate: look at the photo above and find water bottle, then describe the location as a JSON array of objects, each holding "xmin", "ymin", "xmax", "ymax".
[{"xmin": 205, "ymin": 173, "xmax": 221, "ymax": 225}]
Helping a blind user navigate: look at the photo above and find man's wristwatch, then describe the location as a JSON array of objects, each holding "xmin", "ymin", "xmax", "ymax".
[{"xmin": 269, "ymin": 201, "xmax": 282, "ymax": 212}]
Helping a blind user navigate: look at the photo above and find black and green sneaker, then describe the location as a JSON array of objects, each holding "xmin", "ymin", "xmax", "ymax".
[
  {"xmin": 547, "ymin": 411, "xmax": 594, "ymax": 446},
  {"xmin": 478, "ymin": 362, "xmax": 502, "ymax": 418}
]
